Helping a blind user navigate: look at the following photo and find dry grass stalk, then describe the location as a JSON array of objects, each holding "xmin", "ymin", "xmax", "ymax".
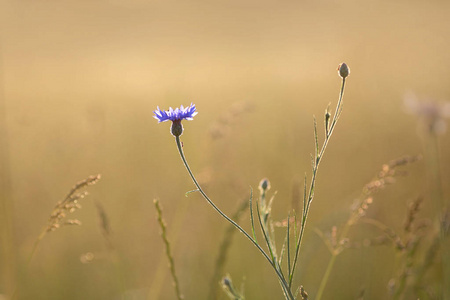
[
  {"xmin": 350, "ymin": 155, "xmax": 421, "ymax": 225},
  {"xmin": 12, "ymin": 174, "xmax": 101, "ymax": 300},
  {"xmin": 314, "ymin": 156, "xmax": 421, "ymax": 300},
  {"xmin": 29, "ymin": 174, "xmax": 101, "ymax": 264},
  {"xmin": 46, "ymin": 174, "xmax": 101, "ymax": 233},
  {"xmin": 153, "ymin": 198, "xmax": 183, "ymax": 300}
]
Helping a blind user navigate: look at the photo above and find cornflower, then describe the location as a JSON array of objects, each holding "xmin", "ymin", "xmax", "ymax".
[{"xmin": 153, "ymin": 103, "xmax": 198, "ymax": 136}]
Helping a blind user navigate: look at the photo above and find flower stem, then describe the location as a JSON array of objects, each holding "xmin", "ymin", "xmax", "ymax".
[
  {"xmin": 175, "ymin": 136, "xmax": 294, "ymax": 300},
  {"xmin": 289, "ymin": 77, "xmax": 347, "ymax": 287}
]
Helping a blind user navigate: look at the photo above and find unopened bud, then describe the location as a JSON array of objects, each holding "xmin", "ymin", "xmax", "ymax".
[
  {"xmin": 337, "ymin": 63, "xmax": 350, "ymax": 78},
  {"xmin": 222, "ymin": 277, "xmax": 232, "ymax": 288},
  {"xmin": 259, "ymin": 178, "xmax": 271, "ymax": 193}
]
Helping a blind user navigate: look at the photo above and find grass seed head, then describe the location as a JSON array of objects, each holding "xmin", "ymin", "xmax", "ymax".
[{"xmin": 45, "ymin": 174, "xmax": 101, "ymax": 233}]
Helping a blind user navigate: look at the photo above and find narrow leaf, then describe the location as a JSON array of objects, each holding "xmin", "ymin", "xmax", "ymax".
[
  {"xmin": 185, "ymin": 189, "xmax": 199, "ymax": 197},
  {"xmin": 313, "ymin": 116, "xmax": 319, "ymax": 165},
  {"xmin": 249, "ymin": 188, "xmax": 258, "ymax": 244},
  {"xmin": 256, "ymin": 202, "xmax": 275, "ymax": 263}
]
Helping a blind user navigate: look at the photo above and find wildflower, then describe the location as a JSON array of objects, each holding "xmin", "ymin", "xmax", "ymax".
[
  {"xmin": 404, "ymin": 93, "xmax": 450, "ymax": 135},
  {"xmin": 154, "ymin": 103, "xmax": 198, "ymax": 136}
]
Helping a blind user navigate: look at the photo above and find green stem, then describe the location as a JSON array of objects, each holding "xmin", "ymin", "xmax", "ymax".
[
  {"xmin": 317, "ymin": 216, "xmax": 407, "ymax": 300},
  {"xmin": 315, "ymin": 220, "xmax": 352, "ymax": 300},
  {"xmin": 175, "ymin": 136, "xmax": 294, "ymax": 300},
  {"xmin": 315, "ymin": 253, "xmax": 337, "ymax": 300},
  {"xmin": 289, "ymin": 77, "xmax": 347, "ymax": 287}
]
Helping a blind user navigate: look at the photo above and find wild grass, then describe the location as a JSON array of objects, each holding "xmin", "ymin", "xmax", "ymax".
[
  {"xmin": 3, "ymin": 63, "xmax": 449, "ymax": 300},
  {"xmin": 12, "ymin": 174, "xmax": 101, "ymax": 299},
  {"xmin": 153, "ymin": 198, "xmax": 183, "ymax": 300},
  {"xmin": 315, "ymin": 155, "xmax": 421, "ymax": 300}
]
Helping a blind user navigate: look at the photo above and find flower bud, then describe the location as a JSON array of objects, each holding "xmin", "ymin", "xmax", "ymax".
[
  {"xmin": 222, "ymin": 277, "xmax": 232, "ymax": 288},
  {"xmin": 258, "ymin": 178, "xmax": 271, "ymax": 193},
  {"xmin": 338, "ymin": 63, "xmax": 350, "ymax": 78}
]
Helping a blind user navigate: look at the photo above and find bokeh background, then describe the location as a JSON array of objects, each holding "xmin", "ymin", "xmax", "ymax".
[{"xmin": 1, "ymin": 0, "xmax": 449, "ymax": 299}]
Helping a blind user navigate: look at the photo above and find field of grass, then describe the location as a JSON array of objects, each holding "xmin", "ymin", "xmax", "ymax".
[{"xmin": 1, "ymin": 0, "xmax": 449, "ymax": 299}]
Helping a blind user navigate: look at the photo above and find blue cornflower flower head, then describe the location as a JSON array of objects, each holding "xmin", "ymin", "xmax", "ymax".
[{"xmin": 154, "ymin": 103, "xmax": 198, "ymax": 136}]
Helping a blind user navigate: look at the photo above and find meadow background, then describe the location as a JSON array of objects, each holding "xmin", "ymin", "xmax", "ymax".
[{"xmin": 1, "ymin": 0, "xmax": 449, "ymax": 299}]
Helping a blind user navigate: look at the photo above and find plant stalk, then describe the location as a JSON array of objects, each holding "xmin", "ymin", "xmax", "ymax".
[{"xmin": 175, "ymin": 136, "xmax": 294, "ymax": 300}]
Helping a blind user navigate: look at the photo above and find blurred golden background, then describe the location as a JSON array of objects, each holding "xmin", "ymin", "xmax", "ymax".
[{"xmin": 1, "ymin": 0, "xmax": 449, "ymax": 299}]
